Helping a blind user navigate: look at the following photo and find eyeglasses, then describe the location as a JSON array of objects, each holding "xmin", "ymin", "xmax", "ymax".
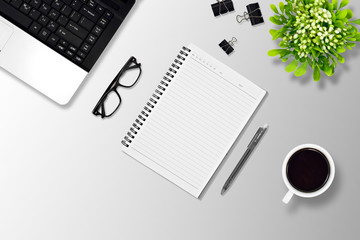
[{"xmin": 92, "ymin": 56, "xmax": 142, "ymax": 118}]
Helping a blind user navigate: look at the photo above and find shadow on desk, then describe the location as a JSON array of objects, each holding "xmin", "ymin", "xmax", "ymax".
[{"xmin": 287, "ymin": 45, "xmax": 360, "ymax": 89}]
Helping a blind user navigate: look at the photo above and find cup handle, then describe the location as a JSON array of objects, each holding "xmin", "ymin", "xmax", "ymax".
[{"xmin": 282, "ymin": 191, "xmax": 294, "ymax": 204}]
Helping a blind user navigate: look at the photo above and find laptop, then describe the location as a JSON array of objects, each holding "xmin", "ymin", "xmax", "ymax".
[{"xmin": 0, "ymin": 0, "xmax": 135, "ymax": 105}]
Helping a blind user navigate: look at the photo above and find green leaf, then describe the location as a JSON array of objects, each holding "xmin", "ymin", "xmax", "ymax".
[
  {"xmin": 272, "ymin": 29, "xmax": 285, "ymax": 40},
  {"xmin": 336, "ymin": 10, "xmax": 348, "ymax": 19},
  {"xmin": 313, "ymin": 66, "xmax": 321, "ymax": 81},
  {"xmin": 294, "ymin": 62, "xmax": 308, "ymax": 77},
  {"xmin": 335, "ymin": 20, "xmax": 345, "ymax": 28},
  {"xmin": 339, "ymin": 0, "xmax": 349, "ymax": 9},
  {"xmin": 337, "ymin": 54, "xmax": 345, "ymax": 63},
  {"xmin": 324, "ymin": 64, "xmax": 333, "ymax": 76},
  {"xmin": 307, "ymin": 57, "xmax": 313, "ymax": 67},
  {"xmin": 336, "ymin": 47, "xmax": 346, "ymax": 53},
  {"xmin": 280, "ymin": 51, "xmax": 292, "ymax": 59},
  {"xmin": 269, "ymin": 16, "xmax": 283, "ymax": 25},
  {"xmin": 268, "ymin": 49, "xmax": 283, "ymax": 57},
  {"xmin": 279, "ymin": 2, "xmax": 285, "ymax": 12},
  {"xmin": 270, "ymin": 4, "xmax": 279, "ymax": 14},
  {"xmin": 314, "ymin": 46, "xmax": 322, "ymax": 52},
  {"xmin": 285, "ymin": 59, "xmax": 299, "ymax": 72},
  {"xmin": 347, "ymin": 9, "xmax": 353, "ymax": 19},
  {"xmin": 347, "ymin": 42, "xmax": 356, "ymax": 47},
  {"xmin": 333, "ymin": 0, "xmax": 338, "ymax": 10},
  {"xmin": 327, "ymin": 2, "xmax": 334, "ymax": 11},
  {"xmin": 356, "ymin": 33, "xmax": 360, "ymax": 41},
  {"xmin": 349, "ymin": 19, "xmax": 360, "ymax": 25},
  {"xmin": 269, "ymin": 29, "xmax": 277, "ymax": 37},
  {"xmin": 279, "ymin": 41, "xmax": 288, "ymax": 48}
]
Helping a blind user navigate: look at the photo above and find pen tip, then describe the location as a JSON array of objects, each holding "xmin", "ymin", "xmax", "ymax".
[
  {"xmin": 221, "ymin": 188, "xmax": 227, "ymax": 195},
  {"xmin": 263, "ymin": 124, "xmax": 269, "ymax": 129}
]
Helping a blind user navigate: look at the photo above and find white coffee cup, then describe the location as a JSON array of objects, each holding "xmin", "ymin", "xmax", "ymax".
[{"xmin": 282, "ymin": 144, "xmax": 335, "ymax": 204}]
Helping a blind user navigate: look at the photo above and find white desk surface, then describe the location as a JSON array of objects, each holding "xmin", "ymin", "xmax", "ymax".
[{"xmin": 1, "ymin": 0, "xmax": 359, "ymax": 239}]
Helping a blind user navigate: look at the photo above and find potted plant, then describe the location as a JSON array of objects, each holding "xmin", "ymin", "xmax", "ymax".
[{"xmin": 268, "ymin": 0, "xmax": 360, "ymax": 81}]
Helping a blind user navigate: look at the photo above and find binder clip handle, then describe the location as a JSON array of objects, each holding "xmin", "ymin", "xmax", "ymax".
[
  {"xmin": 228, "ymin": 37, "xmax": 237, "ymax": 46},
  {"xmin": 236, "ymin": 8, "xmax": 261, "ymax": 24}
]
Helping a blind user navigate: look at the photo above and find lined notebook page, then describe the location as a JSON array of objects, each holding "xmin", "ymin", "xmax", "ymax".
[{"xmin": 122, "ymin": 44, "xmax": 266, "ymax": 197}]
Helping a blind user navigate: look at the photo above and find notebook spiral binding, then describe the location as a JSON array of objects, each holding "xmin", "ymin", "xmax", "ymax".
[{"xmin": 121, "ymin": 46, "xmax": 191, "ymax": 148}]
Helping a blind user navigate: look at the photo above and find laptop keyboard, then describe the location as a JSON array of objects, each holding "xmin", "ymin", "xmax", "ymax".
[{"xmin": 1, "ymin": 0, "xmax": 113, "ymax": 68}]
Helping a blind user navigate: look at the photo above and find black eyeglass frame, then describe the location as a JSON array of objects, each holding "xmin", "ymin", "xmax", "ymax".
[{"xmin": 92, "ymin": 56, "xmax": 142, "ymax": 118}]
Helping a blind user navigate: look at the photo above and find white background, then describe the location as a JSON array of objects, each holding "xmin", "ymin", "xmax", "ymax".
[{"xmin": 1, "ymin": 0, "xmax": 360, "ymax": 239}]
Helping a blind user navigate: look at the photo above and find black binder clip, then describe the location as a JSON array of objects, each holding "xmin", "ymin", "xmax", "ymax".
[
  {"xmin": 236, "ymin": 3, "xmax": 264, "ymax": 26},
  {"xmin": 211, "ymin": 0, "xmax": 235, "ymax": 17},
  {"xmin": 219, "ymin": 37, "xmax": 237, "ymax": 55}
]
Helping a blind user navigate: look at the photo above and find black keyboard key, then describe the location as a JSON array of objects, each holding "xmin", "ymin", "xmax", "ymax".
[
  {"xmin": 80, "ymin": 42, "xmax": 91, "ymax": 53},
  {"xmin": 59, "ymin": 39, "xmax": 68, "ymax": 46},
  {"xmin": 91, "ymin": 25, "xmax": 102, "ymax": 36},
  {"xmin": 48, "ymin": 9, "xmax": 60, "ymax": 20},
  {"xmin": 68, "ymin": 45, "xmax": 76, "ymax": 51},
  {"xmin": 80, "ymin": 6, "xmax": 99, "ymax": 22},
  {"xmin": 38, "ymin": 15, "xmax": 49, "ymax": 26},
  {"xmin": 42, "ymin": 0, "xmax": 52, "ymax": 4},
  {"xmin": 4, "ymin": 0, "xmax": 11, "ymax": 3},
  {"xmin": 39, "ymin": 3, "xmax": 50, "ymax": 15},
  {"xmin": 87, "ymin": 0, "xmax": 96, "ymax": 8},
  {"xmin": 30, "ymin": 0, "xmax": 41, "ymax": 8},
  {"xmin": 30, "ymin": 22, "xmax": 41, "ymax": 34},
  {"xmin": 57, "ymin": 15, "xmax": 68, "ymax": 26},
  {"xmin": 0, "ymin": 1, "xmax": 33, "ymax": 28},
  {"xmin": 48, "ymin": 33, "xmax": 59, "ymax": 46},
  {"xmin": 86, "ymin": 34, "xmax": 96, "ymax": 45},
  {"xmin": 69, "ymin": 11, "xmax": 81, "ymax": 22},
  {"xmin": 47, "ymin": 20, "xmax": 58, "ymax": 31},
  {"xmin": 60, "ymin": 5, "xmax": 72, "ymax": 17},
  {"xmin": 62, "ymin": 0, "xmax": 72, "ymax": 4},
  {"xmin": 56, "ymin": 26, "xmax": 82, "ymax": 47},
  {"xmin": 95, "ymin": 5, "xmax": 104, "ymax": 14},
  {"xmin": 78, "ymin": 16, "xmax": 93, "ymax": 31},
  {"xmin": 66, "ymin": 21, "xmax": 88, "ymax": 39},
  {"xmin": 66, "ymin": 50, "xmax": 74, "ymax": 57},
  {"xmin": 77, "ymin": 51, "xmax": 86, "ymax": 58},
  {"xmin": 70, "ymin": 0, "xmax": 82, "ymax": 11},
  {"xmin": 51, "ymin": 0, "xmax": 63, "ymax": 11},
  {"xmin": 29, "ymin": 9, "xmax": 41, "ymax": 20},
  {"xmin": 56, "ymin": 43, "xmax": 66, "ymax": 51},
  {"xmin": 11, "ymin": 0, "xmax": 23, "ymax": 8},
  {"xmin": 20, "ymin": 3, "xmax": 32, "ymax": 15},
  {"xmin": 23, "ymin": 0, "xmax": 30, "ymax": 3},
  {"xmin": 98, "ymin": 17, "xmax": 108, "ymax": 28},
  {"xmin": 39, "ymin": 27, "xmax": 51, "ymax": 40},
  {"xmin": 74, "ymin": 55, "xmax": 83, "ymax": 63},
  {"xmin": 104, "ymin": 10, "xmax": 112, "ymax": 19}
]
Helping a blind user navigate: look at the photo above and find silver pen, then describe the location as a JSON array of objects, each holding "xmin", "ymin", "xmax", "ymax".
[{"xmin": 221, "ymin": 124, "xmax": 269, "ymax": 195}]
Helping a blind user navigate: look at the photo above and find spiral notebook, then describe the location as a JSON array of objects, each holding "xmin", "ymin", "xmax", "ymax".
[{"xmin": 122, "ymin": 44, "xmax": 266, "ymax": 197}]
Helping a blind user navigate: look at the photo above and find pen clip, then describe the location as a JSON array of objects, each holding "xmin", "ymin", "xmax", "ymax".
[
  {"xmin": 248, "ymin": 128, "xmax": 262, "ymax": 148},
  {"xmin": 247, "ymin": 126, "xmax": 267, "ymax": 148}
]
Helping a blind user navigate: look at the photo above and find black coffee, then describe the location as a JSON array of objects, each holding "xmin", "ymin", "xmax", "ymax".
[{"xmin": 286, "ymin": 148, "xmax": 330, "ymax": 193}]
